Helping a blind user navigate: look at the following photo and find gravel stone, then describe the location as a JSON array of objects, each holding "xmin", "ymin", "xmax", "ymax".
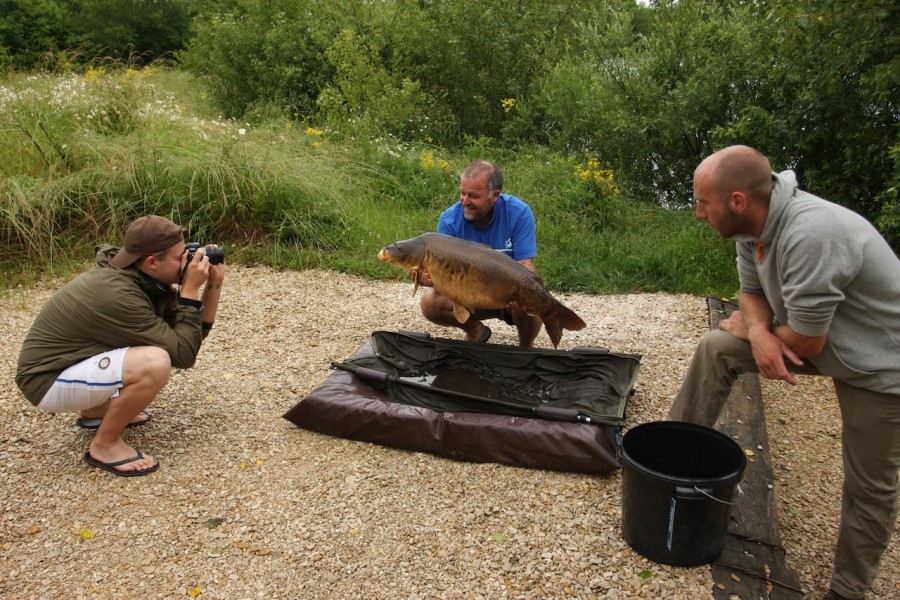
[{"xmin": 1, "ymin": 266, "xmax": 897, "ymax": 599}]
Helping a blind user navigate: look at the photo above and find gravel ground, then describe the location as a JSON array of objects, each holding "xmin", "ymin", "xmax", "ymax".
[{"xmin": 1, "ymin": 266, "xmax": 897, "ymax": 600}]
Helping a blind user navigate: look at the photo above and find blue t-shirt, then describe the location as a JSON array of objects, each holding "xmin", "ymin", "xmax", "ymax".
[{"xmin": 436, "ymin": 193, "xmax": 537, "ymax": 261}]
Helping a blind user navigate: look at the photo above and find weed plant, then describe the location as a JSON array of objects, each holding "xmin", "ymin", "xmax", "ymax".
[{"xmin": 1, "ymin": 68, "xmax": 738, "ymax": 297}]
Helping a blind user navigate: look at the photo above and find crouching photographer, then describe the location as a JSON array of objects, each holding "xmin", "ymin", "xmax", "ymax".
[{"xmin": 16, "ymin": 215, "xmax": 226, "ymax": 477}]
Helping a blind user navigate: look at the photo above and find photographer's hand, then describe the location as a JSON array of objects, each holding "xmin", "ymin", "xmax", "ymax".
[
  {"xmin": 201, "ymin": 245, "xmax": 225, "ymax": 325},
  {"xmin": 204, "ymin": 244, "xmax": 225, "ymax": 286},
  {"xmin": 179, "ymin": 249, "xmax": 210, "ymax": 301}
]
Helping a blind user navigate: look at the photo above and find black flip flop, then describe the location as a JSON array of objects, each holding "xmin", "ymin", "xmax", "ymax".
[
  {"xmin": 84, "ymin": 449, "xmax": 160, "ymax": 477},
  {"xmin": 76, "ymin": 412, "xmax": 152, "ymax": 430},
  {"xmin": 476, "ymin": 326, "xmax": 492, "ymax": 344}
]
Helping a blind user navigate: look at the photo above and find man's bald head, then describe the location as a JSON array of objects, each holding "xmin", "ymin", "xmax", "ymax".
[
  {"xmin": 692, "ymin": 145, "xmax": 775, "ymax": 239},
  {"xmin": 696, "ymin": 145, "xmax": 773, "ymax": 203}
]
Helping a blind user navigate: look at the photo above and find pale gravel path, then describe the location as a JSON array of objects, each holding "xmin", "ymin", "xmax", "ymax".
[{"xmin": 0, "ymin": 266, "xmax": 897, "ymax": 599}]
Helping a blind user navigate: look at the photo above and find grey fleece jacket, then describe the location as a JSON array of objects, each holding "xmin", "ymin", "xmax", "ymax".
[{"xmin": 736, "ymin": 170, "xmax": 900, "ymax": 394}]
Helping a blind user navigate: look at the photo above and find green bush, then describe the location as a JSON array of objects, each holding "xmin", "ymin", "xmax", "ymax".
[
  {"xmin": 875, "ymin": 144, "xmax": 900, "ymax": 248},
  {"xmin": 178, "ymin": 1, "xmax": 332, "ymax": 120}
]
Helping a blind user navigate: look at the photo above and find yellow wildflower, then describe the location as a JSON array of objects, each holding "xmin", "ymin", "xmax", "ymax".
[
  {"xmin": 575, "ymin": 158, "xmax": 619, "ymax": 196},
  {"xmin": 419, "ymin": 151, "xmax": 436, "ymax": 170},
  {"xmin": 84, "ymin": 66, "xmax": 105, "ymax": 82}
]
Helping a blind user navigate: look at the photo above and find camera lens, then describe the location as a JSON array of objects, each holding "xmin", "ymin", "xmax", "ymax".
[{"xmin": 206, "ymin": 247, "xmax": 225, "ymax": 265}]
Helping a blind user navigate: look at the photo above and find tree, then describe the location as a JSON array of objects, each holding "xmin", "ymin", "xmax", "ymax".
[
  {"xmin": 0, "ymin": 0, "xmax": 68, "ymax": 69},
  {"xmin": 178, "ymin": 0, "xmax": 332, "ymax": 118},
  {"xmin": 512, "ymin": 0, "xmax": 771, "ymax": 206},
  {"xmin": 392, "ymin": 0, "xmax": 604, "ymax": 140},
  {"xmin": 724, "ymin": 0, "xmax": 898, "ymax": 233},
  {"xmin": 66, "ymin": 0, "xmax": 195, "ymax": 62}
]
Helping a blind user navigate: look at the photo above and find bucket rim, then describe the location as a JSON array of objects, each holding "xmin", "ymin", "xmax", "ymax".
[{"xmin": 620, "ymin": 420, "xmax": 747, "ymax": 487}]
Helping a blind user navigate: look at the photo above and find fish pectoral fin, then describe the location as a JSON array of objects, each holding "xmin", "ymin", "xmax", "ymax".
[
  {"xmin": 451, "ymin": 303, "xmax": 471, "ymax": 324},
  {"xmin": 411, "ymin": 269, "xmax": 421, "ymax": 296}
]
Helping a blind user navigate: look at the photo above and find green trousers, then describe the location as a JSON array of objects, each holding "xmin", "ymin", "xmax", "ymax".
[{"xmin": 668, "ymin": 329, "xmax": 900, "ymax": 599}]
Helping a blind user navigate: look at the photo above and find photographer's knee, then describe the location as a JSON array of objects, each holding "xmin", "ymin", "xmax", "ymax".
[
  {"xmin": 145, "ymin": 346, "xmax": 172, "ymax": 374},
  {"xmin": 124, "ymin": 346, "xmax": 172, "ymax": 388}
]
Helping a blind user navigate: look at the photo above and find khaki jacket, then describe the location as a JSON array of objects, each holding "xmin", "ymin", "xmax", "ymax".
[{"xmin": 16, "ymin": 245, "xmax": 208, "ymax": 404}]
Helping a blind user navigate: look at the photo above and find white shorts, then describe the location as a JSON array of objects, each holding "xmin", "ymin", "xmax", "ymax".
[{"xmin": 37, "ymin": 348, "xmax": 129, "ymax": 413}]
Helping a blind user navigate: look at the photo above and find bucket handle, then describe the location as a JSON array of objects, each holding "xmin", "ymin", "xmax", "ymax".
[
  {"xmin": 674, "ymin": 485, "xmax": 739, "ymax": 506},
  {"xmin": 667, "ymin": 485, "xmax": 744, "ymax": 551}
]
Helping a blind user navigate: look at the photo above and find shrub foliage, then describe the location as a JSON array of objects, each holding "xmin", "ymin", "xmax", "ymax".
[
  {"xmin": 178, "ymin": 0, "xmax": 899, "ymax": 247},
  {"xmin": 1, "ymin": 0, "xmax": 897, "ymax": 287}
]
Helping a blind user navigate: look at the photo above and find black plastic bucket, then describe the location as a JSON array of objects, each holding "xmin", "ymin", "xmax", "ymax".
[{"xmin": 620, "ymin": 421, "xmax": 746, "ymax": 567}]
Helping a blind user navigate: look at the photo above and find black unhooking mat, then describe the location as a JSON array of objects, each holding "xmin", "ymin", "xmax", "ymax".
[{"xmin": 283, "ymin": 330, "xmax": 642, "ymax": 474}]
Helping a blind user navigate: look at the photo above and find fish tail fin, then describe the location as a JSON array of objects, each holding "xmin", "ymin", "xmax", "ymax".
[{"xmin": 540, "ymin": 301, "xmax": 586, "ymax": 348}]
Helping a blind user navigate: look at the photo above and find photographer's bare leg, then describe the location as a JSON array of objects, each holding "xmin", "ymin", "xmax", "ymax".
[
  {"xmin": 420, "ymin": 288, "xmax": 489, "ymax": 342},
  {"xmin": 88, "ymin": 346, "xmax": 170, "ymax": 473},
  {"xmin": 79, "ymin": 402, "xmax": 150, "ymax": 426}
]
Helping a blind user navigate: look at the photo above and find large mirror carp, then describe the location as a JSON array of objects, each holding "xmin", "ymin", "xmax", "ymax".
[{"xmin": 378, "ymin": 233, "xmax": 586, "ymax": 347}]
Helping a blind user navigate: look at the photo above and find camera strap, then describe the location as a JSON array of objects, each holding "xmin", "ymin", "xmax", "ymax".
[{"xmin": 139, "ymin": 273, "xmax": 177, "ymax": 300}]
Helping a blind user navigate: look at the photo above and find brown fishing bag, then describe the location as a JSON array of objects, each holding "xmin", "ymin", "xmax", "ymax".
[{"xmin": 283, "ymin": 330, "xmax": 641, "ymax": 474}]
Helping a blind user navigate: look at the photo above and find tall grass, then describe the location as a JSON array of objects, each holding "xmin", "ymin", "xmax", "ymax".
[{"xmin": 0, "ymin": 67, "xmax": 738, "ymax": 296}]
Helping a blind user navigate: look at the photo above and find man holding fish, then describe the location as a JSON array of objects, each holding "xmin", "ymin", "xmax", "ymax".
[{"xmin": 417, "ymin": 160, "xmax": 544, "ymax": 346}]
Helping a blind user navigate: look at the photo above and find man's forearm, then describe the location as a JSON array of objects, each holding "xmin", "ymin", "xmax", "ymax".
[
  {"xmin": 739, "ymin": 291, "xmax": 774, "ymax": 337},
  {"xmin": 740, "ymin": 291, "xmax": 826, "ymax": 357},
  {"xmin": 202, "ymin": 282, "xmax": 223, "ymax": 324},
  {"xmin": 517, "ymin": 258, "xmax": 536, "ymax": 273},
  {"xmin": 772, "ymin": 324, "xmax": 826, "ymax": 357}
]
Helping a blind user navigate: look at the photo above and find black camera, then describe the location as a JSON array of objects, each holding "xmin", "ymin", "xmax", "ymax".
[{"xmin": 185, "ymin": 242, "xmax": 225, "ymax": 265}]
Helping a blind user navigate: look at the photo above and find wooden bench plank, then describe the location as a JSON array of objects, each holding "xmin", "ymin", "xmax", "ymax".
[{"xmin": 705, "ymin": 297, "xmax": 803, "ymax": 599}]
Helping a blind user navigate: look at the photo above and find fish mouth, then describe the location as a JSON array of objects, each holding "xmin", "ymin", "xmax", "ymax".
[{"xmin": 376, "ymin": 249, "xmax": 390, "ymax": 262}]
